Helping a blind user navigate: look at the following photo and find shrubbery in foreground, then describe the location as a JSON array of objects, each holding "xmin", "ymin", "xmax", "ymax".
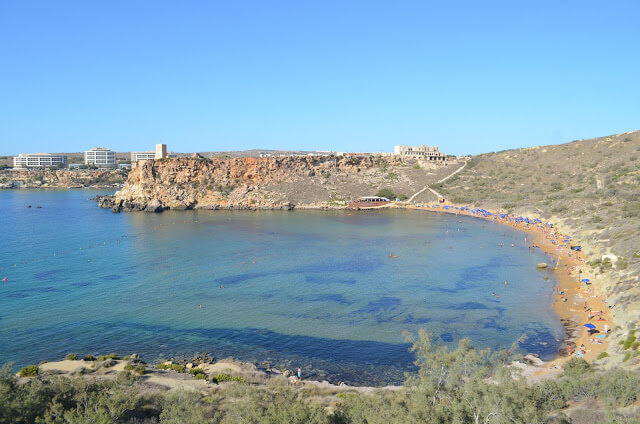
[{"xmin": 1, "ymin": 331, "xmax": 639, "ymax": 423}]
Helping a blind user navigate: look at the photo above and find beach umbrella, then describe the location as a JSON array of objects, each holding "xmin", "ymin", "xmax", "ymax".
[
  {"xmin": 581, "ymin": 278, "xmax": 590, "ymax": 283},
  {"xmin": 584, "ymin": 323, "xmax": 596, "ymax": 329}
]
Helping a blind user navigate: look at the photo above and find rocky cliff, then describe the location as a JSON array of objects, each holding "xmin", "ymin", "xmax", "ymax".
[
  {"xmin": 97, "ymin": 155, "xmax": 459, "ymax": 212},
  {"xmin": 0, "ymin": 169, "xmax": 127, "ymax": 189}
]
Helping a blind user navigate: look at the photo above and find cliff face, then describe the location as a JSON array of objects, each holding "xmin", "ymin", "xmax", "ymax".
[
  {"xmin": 98, "ymin": 155, "xmax": 458, "ymax": 212},
  {"xmin": 0, "ymin": 169, "xmax": 127, "ymax": 189}
]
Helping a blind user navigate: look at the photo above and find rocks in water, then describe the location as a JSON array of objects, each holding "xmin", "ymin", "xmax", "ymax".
[
  {"xmin": 144, "ymin": 198, "xmax": 164, "ymax": 213},
  {"xmin": 536, "ymin": 262, "xmax": 548, "ymax": 269}
]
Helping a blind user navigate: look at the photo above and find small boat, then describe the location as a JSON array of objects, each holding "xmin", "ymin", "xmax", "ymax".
[{"xmin": 347, "ymin": 196, "xmax": 391, "ymax": 209}]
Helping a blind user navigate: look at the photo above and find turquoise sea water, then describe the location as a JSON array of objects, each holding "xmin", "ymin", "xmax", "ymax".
[{"xmin": 0, "ymin": 190, "xmax": 564, "ymax": 385}]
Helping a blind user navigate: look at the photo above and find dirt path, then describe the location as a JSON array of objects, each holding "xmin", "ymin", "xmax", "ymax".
[{"xmin": 408, "ymin": 160, "xmax": 467, "ymax": 202}]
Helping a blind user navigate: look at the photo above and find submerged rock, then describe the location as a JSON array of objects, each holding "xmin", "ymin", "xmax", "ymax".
[{"xmin": 536, "ymin": 262, "xmax": 548, "ymax": 269}]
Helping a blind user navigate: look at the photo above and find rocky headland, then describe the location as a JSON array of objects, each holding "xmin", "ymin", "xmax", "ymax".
[{"xmin": 97, "ymin": 155, "xmax": 460, "ymax": 212}]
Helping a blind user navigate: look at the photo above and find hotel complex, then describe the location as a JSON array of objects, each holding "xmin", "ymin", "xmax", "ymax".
[
  {"xmin": 84, "ymin": 147, "xmax": 116, "ymax": 168},
  {"xmin": 394, "ymin": 145, "xmax": 446, "ymax": 160},
  {"xmin": 13, "ymin": 153, "xmax": 68, "ymax": 169},
  {"xmin": 131, "ymin": 144, "xmax": 168, "ymax": 161}
]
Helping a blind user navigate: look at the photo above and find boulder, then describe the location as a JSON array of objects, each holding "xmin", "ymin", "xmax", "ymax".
[
  {"xmin": 523, "ymin": 353, "xmax": 544, "ymax": 367},
  {"xmin": 144, "ymin": 199, "xmax": 164, "ymax": 213},
  {"xmin": 536, "ymin": 262, "xmax": 548, "ymax": 269}
]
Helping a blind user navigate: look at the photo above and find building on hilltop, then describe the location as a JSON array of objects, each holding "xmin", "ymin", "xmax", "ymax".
[
  {"xmin": 131, "ymin": 151, "xmax": 157, "ymax": 161},
  {"xmin": 155, "ymin": 143, "xmax": 167, "ymax": 159},
  {"xmin": 84, "ymin": 147, "xmax": 116, "ymax": 168},
  {"xmin": 13, "ymin": 153, "xmax": 68, "ymax": 169},
  {"xmin": 131, "ymin": 144, "xmax": 170, "ymax": 161},
  {"xmin": 394, "ymin": 145, "xmax": 446, "ymax": 160}
]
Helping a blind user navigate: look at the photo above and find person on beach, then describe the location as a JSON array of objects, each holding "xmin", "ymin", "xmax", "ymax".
[{"xmin": 297, "ymin": 368, "xmax": 301, "ymax": 379}]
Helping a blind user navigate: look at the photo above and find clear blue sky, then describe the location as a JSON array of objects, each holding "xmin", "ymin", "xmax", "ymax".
[{"xmin": 1, "ymin": 1, "xmax": 638, "ymax": 155}]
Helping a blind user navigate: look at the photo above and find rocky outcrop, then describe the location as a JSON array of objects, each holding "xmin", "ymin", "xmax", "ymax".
[
  {"xmin": 99, "ymin": 156, "xmax": 458, "ymax": 212},
  {"xmin": 0, "ymin": 169, "xmax": 127, "ymax": 189}
]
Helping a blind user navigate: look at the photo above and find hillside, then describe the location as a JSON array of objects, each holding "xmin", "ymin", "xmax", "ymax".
[
  {"xmin": 436, "ymin": 130, "xmax": 640, "ymax": 366},
  {"xmin": 99, "ymin": 155, "xmax": 459, "ymax": 211}
]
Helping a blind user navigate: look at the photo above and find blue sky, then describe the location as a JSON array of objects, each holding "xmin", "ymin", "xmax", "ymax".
[{"xmin": 1, "ymin": 1, "xmax": 638, "ymax": 155}]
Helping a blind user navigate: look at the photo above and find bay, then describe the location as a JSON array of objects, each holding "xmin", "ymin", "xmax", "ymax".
[{"xmin": 0, "ymin": 190, "xmax": 563, "ymax": 385}]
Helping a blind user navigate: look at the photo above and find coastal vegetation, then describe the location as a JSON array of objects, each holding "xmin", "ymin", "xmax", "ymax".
[{"xmin": 2, "ymin": 332, "xmax": 640, "ymax": 423}]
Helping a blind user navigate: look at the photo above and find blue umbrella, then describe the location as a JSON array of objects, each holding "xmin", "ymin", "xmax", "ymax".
[
  {"xmin": 584, "ymin": 323, "xmax": 596, "ymax": 329},
  {"xmin": 581, "ymin": 279, "xmax": 590, "ymax": 283}
]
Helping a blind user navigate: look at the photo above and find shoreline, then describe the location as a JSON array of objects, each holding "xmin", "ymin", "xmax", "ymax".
[
  {"xmin": 4, "ymin": 196, "xmax": 611, "ymax": 386},
  {"xmin": 406, "ymin": 202, "xmax": 611, "ymax": 370}
]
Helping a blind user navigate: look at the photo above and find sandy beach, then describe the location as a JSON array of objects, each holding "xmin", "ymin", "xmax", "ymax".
[{"xmin": 407, "ymin": 202, "xmax": 612, "ymax": 370}]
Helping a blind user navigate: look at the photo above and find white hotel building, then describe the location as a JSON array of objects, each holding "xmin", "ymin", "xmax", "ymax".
[
  {"xmin": 131, "ymin": 144, "xmax": 168, "ymax": 161},
  {"xmin": 84, "ymin": 147, "xmax": 116, "ymax": 168},
  {"xmin": 13, "ymin": 153, "xmax": 68, "ymax": 169},
  {"xmin": 393, "ymin": 145, "xmax": 447, "ymax": 161}
]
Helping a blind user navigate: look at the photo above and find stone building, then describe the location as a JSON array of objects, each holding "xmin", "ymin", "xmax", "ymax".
[
  {"xmin": 132, "ymin": 144, "xmax": 168, "ymax": 161},
  {"xmin": 393, "ymin": 145, "xmax": 446, "ymax": 160}
]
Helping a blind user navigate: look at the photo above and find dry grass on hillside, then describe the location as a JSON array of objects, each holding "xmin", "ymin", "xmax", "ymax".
[{"xmin": 436, "ymin": 130, "xmax": 640, "ymax": 364}]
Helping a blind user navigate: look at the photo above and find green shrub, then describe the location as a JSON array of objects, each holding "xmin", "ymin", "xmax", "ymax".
[
  {"xmin": 19, "ymin": 365, "xmax": 39, "ymax": 377},
  {"xmin": 597, "ymin": 352, "xmax": 609, "ymax": 359},
  {"xmin": 65, "ymin": 353, "xmax": 78, "ymax": 360},
  {"xmin": 157, "ymin": 363, "xmax": 186, "ymax": 373},
  {"xmin": 194, "ymin": 373, "xmax": 207, "ymax": 380},
  {"xmin": 396, "ymin": 193, "xmax": 408, "ymax": 201},
  {"xmin": 562, "ymin": 357, "xmax": 591, "ymax": 378},
  {"xmin": 375, "ymin": 188, "xmax": 395, "ymax": 199},
  {"xmin": 623, "ymin": 352, "xmax": 631, "ymax": 362},
  {"xmin": 83, "ymin": 354, "xmax": 96, "ymax": 361},
  {"xmin": 211, "ymin": 373, "xmax": 244, "ymax": 384},
  {"xmin": 622, "ymin": 333, "xmax": 637, "ymax": 350},
  {"xmin": 134, "ymin": 365, "xmax": 145, "ymax": 375},
  {"xmin": 123, "ymin": 364, "xmax": 134, "ymax": 371},
  {"xmin": 97, "ymin": 353, "xmax": 120, "ymax": 361},
  {"xmin": 189, "ymin": 368, "xmax": 206, "ymax": 377}
]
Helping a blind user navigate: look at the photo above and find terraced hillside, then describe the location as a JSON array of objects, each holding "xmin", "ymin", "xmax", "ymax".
[{"xmin": 436, "ymin": 130, "xmax": 640, "ymax": 366}]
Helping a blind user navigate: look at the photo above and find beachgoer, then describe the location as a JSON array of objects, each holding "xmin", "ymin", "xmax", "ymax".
[
  {"xmin": 297, "ymin": 368, "xmax": 301, "ymax": 379},
  {"xmin": 604, "ymin": 325, "xmax": 609, "ymax": 334},
  {"xmin": 198, "ymin": 305, "xmax": 202, "ymax": 309},
  {"xmin": 504, "ymin": 280, "xmax": 508, "ymax": 286}
]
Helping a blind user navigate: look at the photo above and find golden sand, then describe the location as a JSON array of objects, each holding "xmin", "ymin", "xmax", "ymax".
[{"xmin": 407, "ymin": 203, "xmax": 611, "ymax": 369}]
